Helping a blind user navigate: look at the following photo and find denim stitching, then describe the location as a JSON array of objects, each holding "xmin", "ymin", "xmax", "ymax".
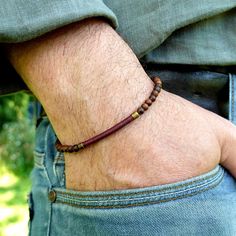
[
  {"xmin": 33, "ymin": 151, "xmax": 45, "ymax": 168},
  {"xmin": 54, "ymin": 157, "xmax": 64, "ymax": 162},
  {"xmin": 55, "ymin": 151, "xmax": 64, "ymax": 159},
  {"xmin": 56, "ymin": 169, "xmax": 224, "ymax": 203},
  {"xmin": 56, "ymin": 171, "xmax": 222, "ymax": 200},
  {"xmin": 229, "ymin": 73, "xmax": 235, "ymax": 122},
  {"xmin": 33, "ymin": 151, "xmax": 45, "ymax": 156},
  {"xmin": 42, "ymin": 124, "xmax": 53, "ymax": 188},
  {"xmin": 57, "ymin": 169, "xmax": 220, "ymax": 198},
  {"xmin": 34, "ymin": 162, "xmax": 44, "ymax": 169},
  {"xmin": 53, "ymin": 167, "xmax": 224, "ymax": 209},
  {"xmin": 43, "ymin": 123, "xmax": 53, "ymax": 236},
  {"xmin": 53, "ymin": 157, "xmax": 65, "ymax": 187},
  {"xmin": 55, "ymin": 166, "xmax": 222, "ymax": 199},
  {"xmin": 55, "ymin": 176, "xmax": 223, "ymax": 209},
  {"xmin": 55, "ymin": 169, "xmax": 224, "ymax": 204}
]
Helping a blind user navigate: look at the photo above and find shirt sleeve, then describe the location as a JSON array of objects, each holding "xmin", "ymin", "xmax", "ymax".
[
  {"xmin": 0, "ymin": 0, "xmax": 118, "ymax": 42},
  {"xmin": 106, "ymin": 0, "xmax": 236, "ymax": 58},
  {"xmin": 0, "ymin": 0, "xmax": 118, "ymax": 96}
]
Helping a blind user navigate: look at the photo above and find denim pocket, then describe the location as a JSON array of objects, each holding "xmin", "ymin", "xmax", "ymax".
[
  {"xmin": 47, "ymin": 165, "xmax": 236, "ymax": 236},
  {"xmin": 52, "ymin": 165, "xmax": 224, "ymax": 209}
]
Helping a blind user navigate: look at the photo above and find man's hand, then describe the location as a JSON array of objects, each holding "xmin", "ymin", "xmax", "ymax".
[{"xmin": 5, "ymin": 19, "xmax": 236, "ymax": 191}]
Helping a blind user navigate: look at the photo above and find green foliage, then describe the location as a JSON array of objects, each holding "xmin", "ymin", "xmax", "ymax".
[
  {"xmin": 0, "ymin": 93, "xmax": 31, "ymax": 129},
  {"xmin": 0, "ymin": 92, "xmax": 34, "ymax": 235},
  {"xmin": 0, "ymin": 167, "xmax": 30, "ymax": 236},
  {"xmin": 0, "ymin": 120, "xmax": 35, "ymax": 177},
  {"xmin": 0, "ymin": 92, "xmax": 35, "ymax": 177}
]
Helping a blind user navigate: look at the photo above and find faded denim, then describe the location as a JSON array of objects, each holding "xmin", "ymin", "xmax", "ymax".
[{"xmin": 28, "ymin": 71, "xmax": 236, "ymax": 236}]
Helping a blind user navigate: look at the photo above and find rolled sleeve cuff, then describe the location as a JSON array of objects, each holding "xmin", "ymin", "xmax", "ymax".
[
  {"xmin": 0, "ymin": 0, "xmax": 118, "ymax": 42},
  {"xmin": 0, "ymin": 0, "xmax": 118, "ymax": 96}
]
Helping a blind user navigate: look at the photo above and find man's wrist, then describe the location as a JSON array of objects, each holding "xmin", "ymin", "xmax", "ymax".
[{"xmin": 5, "ymin": 18, "xmax": 153, "ymax": 144}]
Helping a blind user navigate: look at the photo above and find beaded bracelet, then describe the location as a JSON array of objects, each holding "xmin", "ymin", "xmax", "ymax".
[{"xmin": 55, "ymin": 76, "xmax": 162, "ymax": 153}]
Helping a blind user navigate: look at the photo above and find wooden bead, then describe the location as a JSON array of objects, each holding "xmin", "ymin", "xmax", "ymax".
[
  {"xmin": 145, "ymin": 99, "xmax": 152, "ymax": 106},
  {"xmin": 68, "ymin": 146, "xmax": 74, "ymax": 153},
  {"xmin": 151, "ymin": 90, "xmax": 159, "ymax": 97},
  {"xmin": 55, "ymin": 77, "xmax": 162, "ymax": 153},
  {"xmin": 154, "ymin": 85, "xmax": 161, "ymax": 92},
  {"xmin": 142, "ymin": 103, "xmax": 149, "ymax": 110},
  {"xmin": 149, "ymin": 95, "xmax": 156, "ymax": 102},
  {"xmin": 137, "ymin": 107, "xmax": 145, "ymax": 114},
  {"xmin": 73, "ymin": 145, "xmax": 79, "ymax": 152},
  {"xmin": 153, "ymin": 76, "xmax": 161, "ymax": 84}
]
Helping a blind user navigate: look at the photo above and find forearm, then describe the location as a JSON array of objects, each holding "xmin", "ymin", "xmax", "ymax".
[
  {"xmin": 6, "ymin": 19, "xmax": 153, "ymax": 144},
  {"xmin": 5, "ymin": 19, "xmax": 158, "ymax": 190}
]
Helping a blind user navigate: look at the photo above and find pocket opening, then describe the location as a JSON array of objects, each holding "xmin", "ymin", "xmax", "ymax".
[{"xmin": 52, "ymin": 165, "xmax": 224, "ymax": 209}]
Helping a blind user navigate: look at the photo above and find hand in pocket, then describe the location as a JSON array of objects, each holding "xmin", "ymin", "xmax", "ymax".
[{"xmin": 65, "ymin": 90, "xmax": 236, "ymax": 191}]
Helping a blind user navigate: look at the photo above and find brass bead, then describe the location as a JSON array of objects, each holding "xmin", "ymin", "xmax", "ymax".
[
  {"xmin": 77, "ymin": 143, "xmax": 84, "ymax": 149},
  {"xmin": 55, "ymin": 77, "xmax": 162, "ymax": 153},
  {"xmin": 142, "ymin": 103, "xmax": 149, "ymax": 110},
  {"xmin": 131, "ymin": 112, "xmax": 140, "ymax": 119}
]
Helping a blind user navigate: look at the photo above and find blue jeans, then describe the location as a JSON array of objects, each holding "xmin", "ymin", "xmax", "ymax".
[{"xmin": 28, "ymin": 71, "xmax": 236, "ymax": 236}]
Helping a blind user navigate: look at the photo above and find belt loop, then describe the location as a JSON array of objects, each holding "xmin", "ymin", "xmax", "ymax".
[{"xmin": 229, "ymin": 73, "xmax": 236, "ymax": 124}]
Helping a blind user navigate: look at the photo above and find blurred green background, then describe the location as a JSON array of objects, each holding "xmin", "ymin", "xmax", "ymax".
[{"xmin": 0, "ymin": 92, "xmax": 35, "ymax": 236}]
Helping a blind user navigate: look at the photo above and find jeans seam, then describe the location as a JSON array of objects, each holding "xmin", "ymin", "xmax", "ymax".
[
  {"xmin": 53, "ymin": 167, "xmax": 224, "ymax": 209},
  {"xmin": 42, "ymin": 124, "xmax": 53, "ymax": 188},
  {"xmin": 53, "ymin": 158, "xmax": 65, "ymax": 187},
  {"xmin": 229, "ymin": 73, "xmax": 235, "ymax": 122},
  {"xmin": 57, "ymin": 170, "xmax": 223, "ymax": 202},
  {"xmin": 55, "ymin": 174, "xmax": 224, "ymax": 209},
  {"xmin": 55, "ymin": 166, "xmax": 222, "ymax": 198},
  {"xmin": 42, "ymin": 124, "xmax": 53, "ymax": 236}
]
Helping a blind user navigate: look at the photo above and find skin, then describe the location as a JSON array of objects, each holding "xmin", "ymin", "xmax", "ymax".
[{"xmin": 4, "ymin": 19, "xmax": 236, "ymax": 191}]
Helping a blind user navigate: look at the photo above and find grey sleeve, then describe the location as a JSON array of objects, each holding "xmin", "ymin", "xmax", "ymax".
[
  {"xmin": 0, "ymin": 0, "xmax": 118, "ymax": 42},
  {"xmin": 0, "ymin": 0, "xmax": 118, "ymax": 95}
]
